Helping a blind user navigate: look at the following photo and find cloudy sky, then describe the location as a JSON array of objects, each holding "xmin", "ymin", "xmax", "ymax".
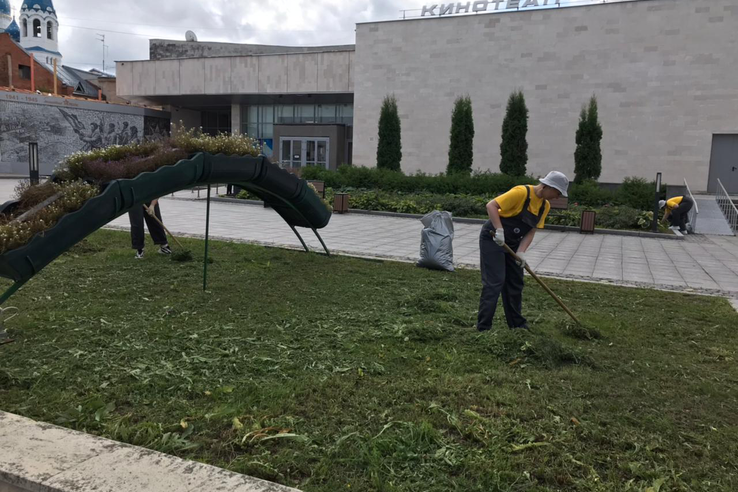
[
  {"xmin": 8, "ymin": 0, "xmax": 601, "ymax": 72},
  {"xmin": 5, "ymin": 0, "xmax": 405, "ymax": 72}
]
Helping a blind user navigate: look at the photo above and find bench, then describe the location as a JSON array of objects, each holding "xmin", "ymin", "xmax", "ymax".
[
  {"xmin": 548, "ymin": 196, "xmax": 569, "ymax": 211},
  {"xmin": 547, "ymin": 197, "xmax": 569, "ymax": 220}
]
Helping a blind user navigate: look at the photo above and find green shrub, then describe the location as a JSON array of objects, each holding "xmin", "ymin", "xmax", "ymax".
[
  {"xmin": 569, "ymin": 180, "xmax": 615, "ymax": 207},
  {"xmin": 236, "ymin": 189, "xmax": 258, "ymax": 200},
  {"xmin": 377, "ymin": 95, "xmax": 402, "ymax": 171},
  {"xmin": 614, "ymin": 177, "xmax": 659, "ymax": 211},
  {"xmin": 500, "ymin": 90, "xmax": 528, "ymax": 176},
  {"xmin": 547, "ymin": 205, "xmax": 666, "ymax": 231},
  {"xmin": 574, "ymin": 95, "xmax": 603, "ymax": 183},
  {"xmin": 300, "ymin": 165, "xmax": 535, "ymax": 196},
  {"xmin": 447, "ymin": 96, "xmax": 474, "ymax": 175},
  {"xmin": 333, "ymin": 190, "xmax": 489, "ymax": 217}
]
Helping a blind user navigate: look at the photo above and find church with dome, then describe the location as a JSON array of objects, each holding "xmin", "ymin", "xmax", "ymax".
[
  {"xmin": 0, "ymin": 0, "xmax": 21, "ymax": 42},
  {"xmin": 1, "ymin": 0, "xmax": 61, "ymax": 64},
  {"xmin": 0, "ymin": 0, "xmax": 110, "ymax": 99}
]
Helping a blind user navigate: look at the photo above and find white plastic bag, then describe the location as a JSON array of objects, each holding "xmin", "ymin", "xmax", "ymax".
[{"xmin": 417, "ymin": 210, "xmax": 455, "ymax": 272}]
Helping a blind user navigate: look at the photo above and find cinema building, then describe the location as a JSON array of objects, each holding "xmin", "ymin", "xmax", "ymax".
[{"xmin": 116, "ymin": 0, "xmax": 738, "ymax": 193}]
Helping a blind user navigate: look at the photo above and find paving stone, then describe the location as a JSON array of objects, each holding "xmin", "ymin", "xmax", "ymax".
[{"xmin": 1, "ymin": 178, "xmax": 736, "ymax": 296}]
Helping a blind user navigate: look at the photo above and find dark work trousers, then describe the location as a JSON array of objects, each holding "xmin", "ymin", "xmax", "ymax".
[
  {"xmin": 128, "ymin": 202, "xmax": 167, "ymax": 250},
  {"xmin": 669, "ymin": 198, "xmax": 693, "ymax": 231},
  {"xmin": 476, "ymin": 225, "xmax": 526, "ymax": 331}
]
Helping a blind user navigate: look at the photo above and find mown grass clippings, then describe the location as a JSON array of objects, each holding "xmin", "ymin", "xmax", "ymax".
[
  {"xmin": 1, "ymin": 230, "xmax": 737, "ymax": 492},
  {"xmin": 559, "ymin": 320, "xmax": 603, "ymax": 341},
  {"xmin": 171, "ymin": 250, "xmax": 193, "ymax": 262}
]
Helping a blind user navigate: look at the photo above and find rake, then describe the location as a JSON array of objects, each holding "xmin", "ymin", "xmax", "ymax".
[{"xmin": 502, "ymin": 243, "xmax": 581, "ymax": 324}]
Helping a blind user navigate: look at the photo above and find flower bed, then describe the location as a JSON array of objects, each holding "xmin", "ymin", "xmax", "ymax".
[
  {"xmin": 235, "ymin": 187, "xmax": 668, "ymax": 232},
  {"xmin": 546, "ymin": 204, "xmax": 669, "ymax": 232},
  {"xmin": 0, "ymin": 128, "xmax": 261, "ymax": 255}
]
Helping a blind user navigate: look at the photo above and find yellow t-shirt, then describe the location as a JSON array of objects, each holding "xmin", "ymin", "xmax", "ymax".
[
  {"xmin": 665, "ymin": 196, "xmax": 683, "ymax": 211},
  {"xmin": 494, "ymin": 185, "xmax": 550, "ymax": 229}
]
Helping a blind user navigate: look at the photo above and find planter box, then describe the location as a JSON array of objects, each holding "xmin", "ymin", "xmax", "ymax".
[{"xmin": 334, "ymin": 193, "xmax": 350, "ymax": 214}]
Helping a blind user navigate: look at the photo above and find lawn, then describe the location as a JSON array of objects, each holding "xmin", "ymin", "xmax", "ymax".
[{"xmin": 1, "ymin": 230, "xmax": 737, "ymax": 491}]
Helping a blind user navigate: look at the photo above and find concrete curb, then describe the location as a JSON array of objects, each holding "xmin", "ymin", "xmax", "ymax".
[
  {"xmin": 200, "ymin": 197, "xmax": 683, "ymax": 240},
  {"xmin": 0, "ymin": 411, "xmax": 299, "ymax": 492}
]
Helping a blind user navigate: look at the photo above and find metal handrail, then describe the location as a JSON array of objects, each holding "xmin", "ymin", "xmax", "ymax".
[
  {"xmin": 715, "ymin": 179, "xmax": 738, "ymax": 235},
  {"xmin": 683, "ymin": 178, "xmax": 698, "ymax": 233}
]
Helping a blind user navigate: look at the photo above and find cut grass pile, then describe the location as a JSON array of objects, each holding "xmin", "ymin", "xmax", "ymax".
[{"xmin": 1, "ymin": 230, "xmax": 737, "ymax": 491}]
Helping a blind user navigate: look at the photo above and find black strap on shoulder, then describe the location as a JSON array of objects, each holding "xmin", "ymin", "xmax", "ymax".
[
  {"xmin": 538, "ymin": 199, "xmax": 548, "ymax": 221},
  {"xmin": 525, "ymin": 185, "xmax": 547, "ymax": 221},
  {"xmin": 522, "ymin": 185, "xmax": 532, "ymax": 210}
]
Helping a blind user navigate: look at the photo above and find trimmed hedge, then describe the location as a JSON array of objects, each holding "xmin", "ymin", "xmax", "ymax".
[
  {"xmin": 569, "ymin": 177, "xmax": 664, "ymax": 210},
  {"xmin": 301, "ymin": 165, "xmax": 536, "ymax": 196},
  {"xmin": 302, "ymin": 166, "xmax": 663, "ymax": 211},
  {"xmin": 344, "ymin": 190, "xmax": 488, "ymax": 217},
  {"xmin": 547, "ymin": 205, "xmax": 668, "ymax": 232}
]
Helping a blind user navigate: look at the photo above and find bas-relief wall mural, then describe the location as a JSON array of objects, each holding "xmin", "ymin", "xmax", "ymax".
[{"xmin": 0, "ymin": 100, "xmax": 170, "ymax": 175}]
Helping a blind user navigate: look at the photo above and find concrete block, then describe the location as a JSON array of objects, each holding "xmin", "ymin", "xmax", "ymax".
[
  {"xmin": 0, "ymin": 411, "xmax": 299, "ymax": 492},
  {"xmin": 0, "ymin": 412, "xmax": 114, "ymax": 490}
]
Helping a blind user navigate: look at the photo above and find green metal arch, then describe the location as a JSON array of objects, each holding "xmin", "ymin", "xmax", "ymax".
[{"xmin": 0, "ymin": 153, "xmax": 332, "ymax": 305}]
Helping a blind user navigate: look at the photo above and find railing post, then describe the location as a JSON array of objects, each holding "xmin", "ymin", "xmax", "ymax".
[
  {"xmin": 715, "ymin": 179, "xmax": 738, "ymax": 235},
  {"xmin": 683, "ymin": 178, "xmax": 698, "ymax": 233}
]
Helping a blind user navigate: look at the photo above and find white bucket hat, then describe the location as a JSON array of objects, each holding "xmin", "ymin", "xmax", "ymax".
[
  {"xmin": 658, "ymin": 200, "xmax": 666, "ymax": 209},
  {"xmin": 540, "ymin": 171, "xmax": 570, "ymax": 197}
]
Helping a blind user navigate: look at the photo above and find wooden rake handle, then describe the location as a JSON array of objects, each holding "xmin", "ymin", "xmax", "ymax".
[
  {"xmin": 502, "ymin": 243, "xmax": 581, "ymax": 324},
  {"xmin": 143, "ymin": 205, "xmax": 186, "ymax": 251}
]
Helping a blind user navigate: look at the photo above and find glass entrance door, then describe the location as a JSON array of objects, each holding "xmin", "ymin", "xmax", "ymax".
[{"xmin": 279, "ymin": 138, "xmax": 330, "ymax": 169}]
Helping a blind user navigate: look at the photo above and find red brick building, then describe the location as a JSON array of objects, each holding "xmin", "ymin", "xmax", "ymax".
[{"xmin": 0, "ymin": 32, "xmax": 74, "ymax": 96}]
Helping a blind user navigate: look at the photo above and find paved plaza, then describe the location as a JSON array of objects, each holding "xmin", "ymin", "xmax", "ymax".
[
  {"xmin": 117, "ymin": 191, "xmax": 738, "ymax": 297},
  {"xmin": 2, "ymin": 180, "xmax": 737, "ymax": 297}
]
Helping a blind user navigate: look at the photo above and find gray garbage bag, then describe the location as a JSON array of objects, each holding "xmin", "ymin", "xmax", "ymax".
[{"xmin": 417, "ymin": 210, "xmax": 455, "ymax": 272}]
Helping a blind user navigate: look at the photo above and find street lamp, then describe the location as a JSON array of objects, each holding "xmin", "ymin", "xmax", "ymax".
[{"xmin": 28, "ymin": 142, "xmax": 39, "ymax": 186}]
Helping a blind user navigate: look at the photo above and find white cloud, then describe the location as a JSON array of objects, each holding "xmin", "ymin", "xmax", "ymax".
[
  {"xmin": 15, "ymin": 0, "xmax": 407, "ymax": 72},
  {"xmin": 11, "ymin": 0, "xmax": 601, "ymax": 72}
]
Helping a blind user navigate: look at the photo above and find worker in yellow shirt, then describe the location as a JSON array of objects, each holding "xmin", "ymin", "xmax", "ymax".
[
  {"xmin": 477, "ymin": 171, "xmax": 570, "ymax": 331},
  {"xmin": 659, "ymin": 196, "xmax": 693, "ymax": 234}
]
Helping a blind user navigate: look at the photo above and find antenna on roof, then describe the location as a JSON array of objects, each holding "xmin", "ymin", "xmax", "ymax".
[
  {"xmin": 96, "ymin": 33, "xmax": 107, "ymax": 73},
  {"xmin": 185, "ymin": 30, "xmax": 198, "ymax": 42}
]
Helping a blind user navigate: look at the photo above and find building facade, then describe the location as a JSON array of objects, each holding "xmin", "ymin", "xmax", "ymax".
[
  {"xmin": 117, "ymin": 40, "xmax": 354, "ymax": 170},
  {"xmin": 117, "ymin": 0, "xmax": 738, "ymax": 192},
  {"xmin": 0, "ymin": 32, "xmax": 74, "ymax": 95}
]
